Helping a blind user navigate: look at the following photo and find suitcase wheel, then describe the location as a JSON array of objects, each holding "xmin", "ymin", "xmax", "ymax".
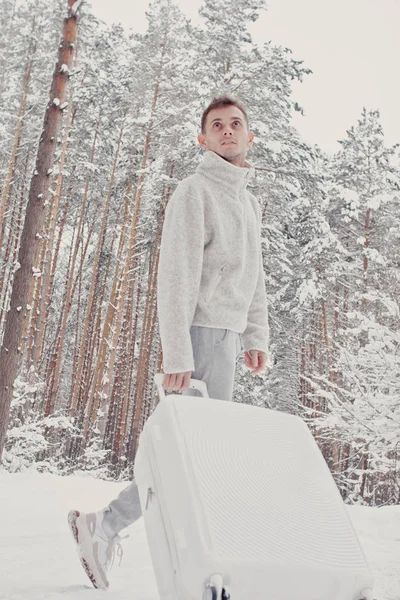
[
  {"xmin": 203, "ymin": 586, "xmax": 230, "ymax": 600},
  {"xmin": 222, "ymin": 587, "xmax": 230, "ymax": 600},
  {"xmin": 203, "ymin": 586, "xmax": 217, "ymax": 600},
  {"xmin": 359, "ymin": 589, "xmax": 373, "ymax": 600},
  {"xmin": 203, "ymin": 574, "xmax": 230, "ymax": 600}
]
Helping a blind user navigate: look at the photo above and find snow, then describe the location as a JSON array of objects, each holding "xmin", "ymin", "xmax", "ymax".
[
  {"xmin": 297, "ymin": 278, "xmax": 319, "ymax": 304},
  {"xmin": 0, "ymin": 471, "xmax": 398, "ymax": 600},
  {"xmin": 265, "ymin": 140, "xmax": 283, "ymax": 153},
  {"xmin": 0, "ymin": 471, "xmax": 157, "ymax": 600},
  {"xmin": 367, "ymin": 194, "xmax": 393, "ymax": 211},
  {"xmin": 340, "ymin": 188, "xmax": 360, "ymax": 203},
  {"xmin": 71, "ymin": 0, "xmax": 84, "ymax": 16}
]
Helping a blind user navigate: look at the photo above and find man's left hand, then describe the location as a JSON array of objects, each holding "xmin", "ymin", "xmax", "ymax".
[{"xmin": 244, "ymin": 349, "xmax": 268, "ymax": 375}]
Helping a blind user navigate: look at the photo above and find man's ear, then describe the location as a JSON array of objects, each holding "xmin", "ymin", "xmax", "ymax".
[
  {"xmin": 247, "ymin": 131, "xmax": 255, "ymax": 148},
  {"xmin": 198, "ymin": 133, "xmax": 208, "ymax": 149}
]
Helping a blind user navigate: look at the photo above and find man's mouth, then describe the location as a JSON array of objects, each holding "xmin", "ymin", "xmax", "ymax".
[{"xmin": 221, "ymin": 140, "xmax": 236, "ymax": 145}]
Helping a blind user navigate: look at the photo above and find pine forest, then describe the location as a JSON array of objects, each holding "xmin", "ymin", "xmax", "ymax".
[{"xmin": 0, "ymin": 0, "xmax": 399, "ymax": 506}]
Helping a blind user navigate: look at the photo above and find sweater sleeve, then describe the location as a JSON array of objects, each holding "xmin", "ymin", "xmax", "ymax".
[
  {"xmin": 157, "ymin": 184, "xmax": 204, "ymax": 374},
  {"xmin": 240, "ymin": 205, "xmax": 269, "ymax": 354}
]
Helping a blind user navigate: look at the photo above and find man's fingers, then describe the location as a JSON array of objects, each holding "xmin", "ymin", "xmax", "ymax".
[
  {"xmin": 162, "ymin": 374, "xmax": 170, "ymax": 390},
  {"xmin": 245, "ymin": 350, "xmax": 258, "ymax": 367},
  {"xmin": 162, "ymin": 370, "xmax": 193, "ymax": 393},
  {"xmin": 243, "ymin": 350, "xmax": 268, "ymax": 375},
  {"xmin": 163, "ymin": 372, "xmax": 185, "ymax": 391},
  {"xmin": 163, "ymin": 373, "xmax": 177, "ymax": 390},
  {"xmin": 182, "ymin": 371, "xmax": 191, "ymax": 392},
  {"xmin": 169, "ymin": 374, "xmax": 177, "ymax": 388}
]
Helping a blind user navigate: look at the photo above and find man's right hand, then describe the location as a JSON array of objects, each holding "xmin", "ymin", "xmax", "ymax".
[{"xmin": 163, "ymin": 371, "xmax": 192, "ymax": 393}]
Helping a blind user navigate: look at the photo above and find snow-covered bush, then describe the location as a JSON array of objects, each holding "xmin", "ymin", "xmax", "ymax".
[{"xmin": 3, "ymin": 374, "xmax": 77, "ymax": 473}]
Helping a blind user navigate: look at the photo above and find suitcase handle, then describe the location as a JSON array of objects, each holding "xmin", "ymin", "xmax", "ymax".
[{"xmin": 154, "ymin": 373, "xmax": 209, "ymax": 400}]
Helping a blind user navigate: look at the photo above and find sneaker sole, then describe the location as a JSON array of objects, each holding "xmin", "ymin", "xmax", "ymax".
[{"xmin": 68, "ymin": 509, "xmax": 109, "ymax": 590}]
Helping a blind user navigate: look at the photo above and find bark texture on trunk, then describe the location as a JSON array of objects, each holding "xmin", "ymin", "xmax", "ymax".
[{"xmin": 0, "ymin": 0, "xmax": 81, "ymax": 461}]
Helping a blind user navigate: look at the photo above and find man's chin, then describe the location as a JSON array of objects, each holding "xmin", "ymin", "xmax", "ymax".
[{"xmin": 215, "ymin": 148, "xmax": 241, "ymax": 161}]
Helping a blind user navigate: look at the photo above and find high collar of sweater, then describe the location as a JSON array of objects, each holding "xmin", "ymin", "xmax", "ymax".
[{"xmin": 196, "ymin": 150, "xmax": 255, "ymax": 193}]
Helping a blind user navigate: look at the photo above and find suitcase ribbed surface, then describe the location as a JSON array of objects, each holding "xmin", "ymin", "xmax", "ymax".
[{"xmin": 172, "ymin": 396, "xmax": 367, "ymax": 569}]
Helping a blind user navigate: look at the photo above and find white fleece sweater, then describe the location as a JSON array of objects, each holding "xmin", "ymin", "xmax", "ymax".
[{"xmin": 157, "ymin": 150, "xmax": 269, "ymax": 374}]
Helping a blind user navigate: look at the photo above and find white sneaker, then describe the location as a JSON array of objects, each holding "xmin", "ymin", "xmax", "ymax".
[{"xmin": 68, "ymin": 509, "xmax": 123, "ymax": 589}]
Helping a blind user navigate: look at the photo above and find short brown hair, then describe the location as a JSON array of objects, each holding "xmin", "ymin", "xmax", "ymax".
[{"xmin": 201, "ymin": 94, "xmax": 249, "ymax": 133}]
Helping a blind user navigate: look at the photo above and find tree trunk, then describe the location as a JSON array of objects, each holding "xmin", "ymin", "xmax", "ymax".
[
  {"xmin": 0, "ymin": 33, "xmax": 36, "ymax": 249},
  {"xmin": 68, "ymin": 120, "xmax": 125, "ymax": 416},
  {"xmin": 81, "ymin": 181, "xmax": 132, "ymax": 438},
  {"xmin": 44, "ymin": 114, "xmax": 100, "ymax": 413},
  {"xmin": 25, "ymin": 203, "xmax": 52, "ymax": 366},
  {"xmin": 33, "ymin": 97, "xmax": 76, "ymax": 366},
  {"xmin": 39, "ymin": 192, "xmax": 71, "ymax": 370},
  {"xmin": 130, "ymin": 167, "xmax": 174, "ymax": 459},
  {"xmin": 362, "ymin": 207, "xmax": 371, "ymax": 311},
  {"xmin": 0, "ymin": 150, "xmax": 30, "ymax": 330},
  {"xmin": 82, "ymin": 65, "xmax": 163, "ymax": 445},
  {"xmin": 131, "ymin": 219, "xmax": 162, "ymax": 455},
  {"xmin": 0, "ymin": 176, "xmax": 23, "ymax": 319},
  {"xmin": 0, "ymin": 0, "xmax": 82, "ymax": 461}
]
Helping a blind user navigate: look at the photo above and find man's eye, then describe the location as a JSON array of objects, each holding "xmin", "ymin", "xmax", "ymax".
[
  {"xmin": 213, "ymin": 122, "xmax": 221, "ymax": 127},
  {"xmin": 233, "ymin": 121, "xmax": 241, "ymax": 126}
]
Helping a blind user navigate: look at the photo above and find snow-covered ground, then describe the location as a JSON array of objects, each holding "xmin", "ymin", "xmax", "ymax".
[{"xmin": 0, "ymin": 470, "xmax": 398, "ymax": 600}]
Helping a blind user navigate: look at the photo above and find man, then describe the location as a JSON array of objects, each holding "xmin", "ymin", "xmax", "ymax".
[{"xmin": 68, "ymin": 94, "xmax": 270, "ymax": 589}]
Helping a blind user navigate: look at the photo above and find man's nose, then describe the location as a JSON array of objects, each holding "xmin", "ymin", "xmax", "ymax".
[{"xmin": 223, "ymin": 129, "xmax": 233, "ymax": 135}]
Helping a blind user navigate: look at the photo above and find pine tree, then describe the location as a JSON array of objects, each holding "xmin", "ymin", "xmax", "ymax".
[
  {"xmin": 310, "ymin": 109, "xmax": 400, "ymax": 502},
  {"xmin": 0, "ymin": 0, "xmax": 83, "ymax": 460}
]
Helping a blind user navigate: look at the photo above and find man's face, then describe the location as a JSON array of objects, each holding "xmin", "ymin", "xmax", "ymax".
[{"xmin": 198, "ymin": 105, "xmax": 254, "ymax": 168}]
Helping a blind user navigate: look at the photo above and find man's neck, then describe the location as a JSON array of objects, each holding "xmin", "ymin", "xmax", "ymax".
[{"xmin": 216, "ymin": 152, "xmax": 247, "ymax": 169}]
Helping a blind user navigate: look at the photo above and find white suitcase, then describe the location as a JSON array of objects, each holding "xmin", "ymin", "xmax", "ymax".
[{"xmin": 134, "ymin": 373, "xmax": 374, "ymax": 600}]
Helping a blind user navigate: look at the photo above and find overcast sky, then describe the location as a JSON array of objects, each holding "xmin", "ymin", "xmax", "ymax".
[{"xmin": 90, "ymin": 0, "xmax": 400, "ymax": 155}]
